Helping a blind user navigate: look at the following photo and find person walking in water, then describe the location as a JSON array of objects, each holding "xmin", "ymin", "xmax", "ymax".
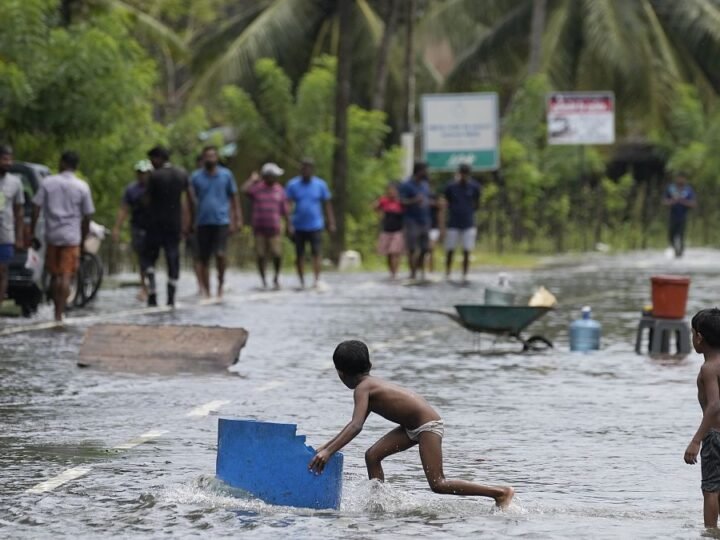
[
  {"xmin": 373, "ymin": 183, "xmax": 404, "ymax": 280},
  {"xmin": 285, "ymin": 158, "xmax": 335, "ymax": 289},
  {"xmin": 0, "ymin": 145, "xmax": 24, "ymax": 306},
  {"xmin": 399, "ymin": 162, "xmax": 431, "ymax": 281},
  {"xmin": 143, "ymin": 146, "xmax": 192, "ymax": 307},
  {"xmin": 190, "ymin": 146, "xmax": 242, "ymax": 298},
  {"xmin": 309, "ymin": 340, "xmax": 515, "ymax": 509},
  {"xmin": 663, "ymin": 171, "xmax": 696, "ymax": 258},
  {"xmin": 31, "ymin": 151, "xmax": 95, "ymax": 322},
  {"xmin": 243, "ymin": 163, "xmax": 289, "ymax": 290},
  {"xmin": 443, "ymin": 163, "xmax": 481, "ymax": 282},
  {"xmin": 112, "ymin": 160, "xmax": 153, "ymax": 301}
]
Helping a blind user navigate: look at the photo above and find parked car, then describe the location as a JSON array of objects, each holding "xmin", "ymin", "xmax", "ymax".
[{"xmin": 6, "ymin": 162, "xmax": 49, "ymax": 316}]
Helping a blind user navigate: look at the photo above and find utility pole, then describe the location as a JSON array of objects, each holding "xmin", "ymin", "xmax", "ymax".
[{"xmin": 331, "ymin": 0, "xmax": 353, "ymax": 261}]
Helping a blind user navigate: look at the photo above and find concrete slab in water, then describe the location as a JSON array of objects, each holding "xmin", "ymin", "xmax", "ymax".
[{"xmin": 78, "ymin": 324, "xmax": 248, "ymax": 374}]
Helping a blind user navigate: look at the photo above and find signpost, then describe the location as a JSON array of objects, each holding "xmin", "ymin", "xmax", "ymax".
[
  {"xmin": 421, "ymin": 93, "xmax": 499, "ymax": 171},
  {"xmin": 546, "ymin": 92, "xmax": 615, "ymax": 252},
  {"xmin": 546, "ymin": 92, "xmax": 615, "ymax": 145}
]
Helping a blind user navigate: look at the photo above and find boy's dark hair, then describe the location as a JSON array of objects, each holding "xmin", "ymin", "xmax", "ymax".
[
  {"xmin": 202, "ymin": 145, "xmax": 218, "ymax": 155},
  {"xmin": 692, "ymin": 309, "xmax": 720, "ymax": 348},
  {"xmin": 333, "ymin": 340, "xmax": 372, "ymax": 375},
  {"xmin": 413, "ymin": 161, "xmax": 427, "ymax": 175},
  {"xmin": 147, "ymin": 146, "xmax": 170, "ymax": 161},
  {"xmin": 60, "ymin": 150, "xmax": 79, "ymax": 170},
  {"xmin": 0, "ymin": 145, "xmax": 13, "ymax": 157}
]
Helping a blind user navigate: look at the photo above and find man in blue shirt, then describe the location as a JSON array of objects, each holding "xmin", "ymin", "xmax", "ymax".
[
  {"xmin": 285, "ymin": 158, "xmax": 335, "ymax": 289},
  {"xmin": 443, "ymin": 163, "xmax": 481, "ymax": 282},
  {"xmin": 190, "ymin": 145, "xmax": 242, "ymax": 297},
  {"xmin": 399, "ymin": 162, "xmax": 431, "ymax": 280},
  {"xmin": 663, "ymin": 172, "xmax": 696, "ymax": 258},
  {"xmin": 112, "ymin": 160, "xmax": 153, "ymax": 301}
]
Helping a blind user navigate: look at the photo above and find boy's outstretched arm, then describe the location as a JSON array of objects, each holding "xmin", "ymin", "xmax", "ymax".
[
  {"xmin": 685, "ymin": 367, "xmax": 720, "ymax": 464},
  {"xmin": 309, "ymin": 386, "xmax": 370, "ymax": 473}
]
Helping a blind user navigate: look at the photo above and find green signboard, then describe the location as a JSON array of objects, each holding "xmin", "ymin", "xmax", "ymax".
[{"xmin": 421, "ymin": 93, "xmax": 499, "ymax": 171}]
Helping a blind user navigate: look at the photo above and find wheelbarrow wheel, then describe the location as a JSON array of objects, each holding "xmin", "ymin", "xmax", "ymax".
[{"xmin": 523, "ymin": 335, "xmax": 553, "ymax": 352}]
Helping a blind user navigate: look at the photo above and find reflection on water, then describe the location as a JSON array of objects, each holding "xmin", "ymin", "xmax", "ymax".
[{"xmin": 1, "ymin": 248, "xmax": 718, "ymax": 538}]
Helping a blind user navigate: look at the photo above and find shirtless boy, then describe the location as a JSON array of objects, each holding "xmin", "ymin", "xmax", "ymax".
[
  {"xmin": 309, "ymin": 340, "xmax": 514, "ymax": 508},
  {"xmin": 685, "ymin": 309, "xmax": 720, "ymax": 528}
]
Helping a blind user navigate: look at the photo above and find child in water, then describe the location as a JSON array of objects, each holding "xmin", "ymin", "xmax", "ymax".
[
  {"xmin": 309, "ymin": 340, "xmax": 514, "ymax": 508},
  {"xmin": 685, "ymin": 309, "xmax": 720, "ymax": 528}
]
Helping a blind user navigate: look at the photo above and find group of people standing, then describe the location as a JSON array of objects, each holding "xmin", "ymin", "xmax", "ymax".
[
  {"xmin": 113, "ymin": 148, "xmax": 336, "ymax": 302},
  {"xmin": 0, "ymin": 146, "xmax": 96, "ymax": 322},
  {"xmin": 375, "ymin": 162, "xmax": 481, "ymax": 282}
]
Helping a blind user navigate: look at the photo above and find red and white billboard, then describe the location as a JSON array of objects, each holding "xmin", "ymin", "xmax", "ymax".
[{"xmin": 547, "ymin": 92, "xmax": 615, "ymax": 145}]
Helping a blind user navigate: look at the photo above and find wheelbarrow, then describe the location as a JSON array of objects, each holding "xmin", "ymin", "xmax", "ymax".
[{"xmin": 402, "ymin": 305, "xmax": 554, "ymax": 351}]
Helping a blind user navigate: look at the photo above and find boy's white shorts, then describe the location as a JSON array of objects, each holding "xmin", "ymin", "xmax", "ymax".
[{"xmin": 445, "ymin": 227, "xmax": 477, "ymax": 252}]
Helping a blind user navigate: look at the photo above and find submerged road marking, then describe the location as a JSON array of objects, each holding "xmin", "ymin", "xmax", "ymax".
[
  {"xmin": 186, "ymin": 400, "xmax": 231, "ymax": 418},
  {"xmin": 25, "ymin": 400, "xmax": 231, "ymax": 495},
  {"xmin": 26, "ymin": 466, "xmax": 93, "ymax": 494},
  {"xmin": 256, "ymin": 380, "xmax": 287, "ymax": 392},
  {"xmin": 112, "ymin": 429, "xmax": 169, "ymax": 450}
]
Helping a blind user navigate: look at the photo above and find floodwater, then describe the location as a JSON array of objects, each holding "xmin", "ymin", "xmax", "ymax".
[{"xmin": 1, "ymin": 249, "xmax": 717, "ymax": 538}]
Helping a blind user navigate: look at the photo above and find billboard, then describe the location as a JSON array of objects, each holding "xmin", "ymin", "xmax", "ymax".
[
  {"xmin": 421, "ymin": 93, "xmax": 499, "ymax": 171},
  {"xmin": 547, "ymin": 92, "xmax": 615, "ymax": 145}
]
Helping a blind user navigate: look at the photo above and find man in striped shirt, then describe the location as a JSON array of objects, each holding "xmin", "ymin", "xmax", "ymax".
[{"xmin": 242, "ymin": 163, "xmax": 289, "ymax": 289}]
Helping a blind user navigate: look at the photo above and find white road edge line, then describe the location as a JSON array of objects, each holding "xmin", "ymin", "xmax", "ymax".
[
  {"xmin": 26, "ymin": 466, "xmax": 93, "ymax": 494},
  {"xmin": 112, "ymin": 429, "xmax": 169, "ymax": 450},
  {"xmin": 185, "ymin": 400, "xmax": 231, "ymax": 418}
]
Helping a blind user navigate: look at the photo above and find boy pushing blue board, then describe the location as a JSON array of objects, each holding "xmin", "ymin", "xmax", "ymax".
[{"xmin": 309, "ymin": 340, "xmax": 515, "ymax": 509}]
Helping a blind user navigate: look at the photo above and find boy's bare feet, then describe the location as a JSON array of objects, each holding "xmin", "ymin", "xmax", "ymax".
[{"xmin": 495, "ymin": 486, "xmax": 514, "ymax": 509}]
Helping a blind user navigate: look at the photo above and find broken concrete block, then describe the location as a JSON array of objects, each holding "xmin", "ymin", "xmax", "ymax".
[
  {"xmin": 78, "ymin": 324, "xmax": 248, "ymax": 374},
  {"xmin": 216, "ymin": 418, "xmax": 343, "ymax": 510}
]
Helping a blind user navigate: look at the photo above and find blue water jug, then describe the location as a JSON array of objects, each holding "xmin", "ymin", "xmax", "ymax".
[{"xmin": 569, "ymin": 306, "xmax": 601, "ymax": 352}]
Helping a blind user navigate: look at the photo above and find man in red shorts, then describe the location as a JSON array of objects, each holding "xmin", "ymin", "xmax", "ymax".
[{"xmin": 32, "ymin": 151, "xmax": 95, "ymax": 322}]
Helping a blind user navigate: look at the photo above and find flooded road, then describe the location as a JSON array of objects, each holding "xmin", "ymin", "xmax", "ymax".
[{"xmin": 1, "ymin": 249, "xmax": 717, "ymax": 538}]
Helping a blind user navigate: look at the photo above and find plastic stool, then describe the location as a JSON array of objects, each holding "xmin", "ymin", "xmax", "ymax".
[{"xmin": 635, "ymin": 316, "xmax": 691, "ymax": 356}]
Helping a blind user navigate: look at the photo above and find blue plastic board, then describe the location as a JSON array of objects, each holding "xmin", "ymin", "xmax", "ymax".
[{"xmin": 216, "ymin": 418, "xmax": 343, "ymax": 510}]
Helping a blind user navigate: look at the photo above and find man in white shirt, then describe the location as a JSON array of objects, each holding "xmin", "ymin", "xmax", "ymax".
[{"xmin": 31, "ymin": 151, "xmax": 95, "ymax": 321}]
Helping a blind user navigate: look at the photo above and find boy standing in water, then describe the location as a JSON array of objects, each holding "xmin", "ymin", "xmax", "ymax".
[
  {"xmin": 309, "ymin": 340, "xmax": 514, "ymax": 508},
  {"xmin": 685, "ymin": 309, "xmax": 720, "ymax": 528}
]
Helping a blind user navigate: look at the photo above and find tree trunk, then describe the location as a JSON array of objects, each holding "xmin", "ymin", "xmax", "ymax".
[
  {"xmin": 403, "ymin": 0, "xmax": 416, "ymax": 134},
  {"xmin": 528, "ymin": 0, "xmax": 547, "ymax": 75},
  {"xmin": 372, "ymin": 0, "xmax": 399, "ymax": 112},
  {"xmin": 331, "ymin": 0, "xmax": 353, "ymax": 262},
  {"xmin": 61, "ymin": 0, "xmax": 76, "ymax": 26}
]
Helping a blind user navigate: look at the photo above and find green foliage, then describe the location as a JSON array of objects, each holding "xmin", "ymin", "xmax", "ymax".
[
  {"xmin": 167, "ymin": 105, "xmax": 210, "ymax": 170},
  {"xmin": 216, "ymin": 56, "xmax": 401, "ymax": 257},
  {"xmin": 503, "ymin": 74, "xmax": 550, "ymax": 152},
  {"xmin": 0, "ymin": 0, "xmax": 164, "ymax": 223}
]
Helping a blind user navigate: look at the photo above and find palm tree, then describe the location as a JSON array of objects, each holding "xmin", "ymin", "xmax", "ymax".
[
  {"xmin": 420, "ymin": 0, "xmax": 720, "ymax": 133},
  {"xmin": 331, "ymin": 0, "xmax": 354, "ymax": 258},
  {"xmin": 188, "ymin": 0, "xmax": 384, "ymax": 103},
  {"xmin": 528, "ymin": 0, "xmax": 547, "ymax": 75},
  {"xmin": 372, "ymin": 0, "xmax": 399, "ymax": 111}
]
